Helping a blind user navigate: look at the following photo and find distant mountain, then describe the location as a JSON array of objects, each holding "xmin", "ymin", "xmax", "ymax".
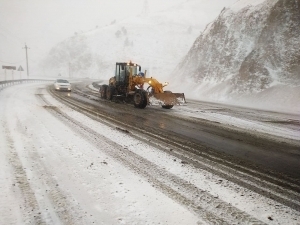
[
  {"xmin": 40, "ymin": 0, "xmax": 228, "ymax": 80},
  {"xmin": 175, "ymin": 0, "xmax": 300, "ymax": 113}
]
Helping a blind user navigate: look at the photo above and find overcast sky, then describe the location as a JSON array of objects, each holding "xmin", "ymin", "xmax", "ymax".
[{"xmin": 0, "ymin": 0, "xmax": 236, "ymax": 69}]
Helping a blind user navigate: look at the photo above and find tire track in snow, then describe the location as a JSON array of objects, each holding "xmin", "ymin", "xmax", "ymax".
[
  {"xmin": 2, "ymin": 120, "xmax": 46, "ymax": 224},
  {"xmin": 50, "ymin": 85, "xmax": 300, "ymax": 211},
  {"xmin": 39, "ymin": 94, "xmax": 265, "ymax": 224},
  {"xmin": 18, "ymin": 120, "xmax": 86, "ymax": 225},
  {"xmin": 15, "ymin": 117, "xmax": 86, "ymax": 225},
  {"xmin": 34, "ymin": 88, "xmax": 91, "ymax": 224},
  {"xmin": 63, "ymin": 86, "xmax": 300, "ymax": 211},
  {"xmin": 1, "ymin": 85, "xmax": 89, "ymax": 225}
]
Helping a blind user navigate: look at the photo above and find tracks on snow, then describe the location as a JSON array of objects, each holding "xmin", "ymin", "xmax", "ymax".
[
  {"xmin": 42, "ymin": 89, "xmax": 267, "ymax": 224},
  {"xmin": 49, "ymin": 86, "xmax": 300, "ymax": 212},
  {"xmin": 0, "ymin": 88, "xmax": 85, "ymax": 224},
  {"xmin": 45, "ymin": 86, "xmax": 300, "ymax": 223},
  {"xmin": 2, "ymin": 120, "xmax": 46, "ymax": 224}
]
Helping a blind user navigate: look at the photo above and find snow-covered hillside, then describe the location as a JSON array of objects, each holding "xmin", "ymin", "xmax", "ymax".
[
  {"xmin": 40, "ymin": 0, "xmax": 300, "ymax": 114},
  {"xmin": 174, "ymin": 0, "xmax": 300, "ymax": 113},
  {"xmin": 39, "ymin": 0, "xmax": 234, "ymax": 80}
]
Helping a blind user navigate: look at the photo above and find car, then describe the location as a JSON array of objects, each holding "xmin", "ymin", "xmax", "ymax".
[{"xmin": 54, "ymin": 79, "xmax": 72, "ymax": 91}]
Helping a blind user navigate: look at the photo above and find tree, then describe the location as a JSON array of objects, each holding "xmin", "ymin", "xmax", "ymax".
[
  {"xmin": 122, "ymin": 27, "xmax": 127, "ymax": 35},
  {"xmin": 124, "ymin": 37, "xmax": 130, "ymax": 46},
  {"xmin": 115, "ymin": 30, "xmax": 121, "ymax": 38}
]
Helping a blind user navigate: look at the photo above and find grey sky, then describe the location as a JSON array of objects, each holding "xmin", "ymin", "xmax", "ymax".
[{"xmin": 0, "ymin": 0, "xmax": 236, "ymax": 67}]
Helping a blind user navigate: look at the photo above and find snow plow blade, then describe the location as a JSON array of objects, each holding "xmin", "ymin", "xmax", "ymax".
[
  {"xmin": 174, "ymin": 93, "xmax": 186, "ymax": 104},
  {"xmin": 151, "ymin": 92, "xmax": 186, "ymax": 106}
]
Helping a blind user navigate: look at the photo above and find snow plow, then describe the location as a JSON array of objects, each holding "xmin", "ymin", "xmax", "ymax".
[{"xmin": 99, "ymin": 61, "xmax": 186, "ymax": 109}]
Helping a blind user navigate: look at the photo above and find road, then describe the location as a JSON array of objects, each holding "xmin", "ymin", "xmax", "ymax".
[
  {"xmin": 0, "ymin": 81, "xmax": 299, "ymax": 224},
  {"xmin": 71, "ymin": 81, "xmax": 300, "ymax": 180}
]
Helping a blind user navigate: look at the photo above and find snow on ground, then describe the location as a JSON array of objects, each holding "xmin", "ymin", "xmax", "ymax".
[
  {"xmin": 0, "ymin": 82, "xmax": 300, "ymax": 224},
  {"xmin": 171, "ymin": 101, "xmax": 300, "ymax": 142},
  {"xmin": 0, "ymin": 83, "xmax": 198, "ymax": 224},
  {"xmin": 87, "ymin": 82, "xmax": 300, "ymax": 142},
  {"xmin": 169, "ymin": 77, "xmax": 300, "ymax": 116}
]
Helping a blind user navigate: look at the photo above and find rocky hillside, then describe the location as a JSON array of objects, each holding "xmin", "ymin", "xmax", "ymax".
[
  {"xmin": 176, "ymin": 0, "xmax": 300, "ymax": 94},
  {"xmin": 172, "ymin": 0, "xmax": 300, "ymax": 113}
]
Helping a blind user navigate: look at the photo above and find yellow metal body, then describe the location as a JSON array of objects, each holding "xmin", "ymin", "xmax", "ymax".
[
  {"xmin": 131, "ymin": 76, "xmax": 165, "ymax": 94},
  {"xmin": 129, "ymin": 71, "xmax": 185, "ymax": 106},
  {"xmin": 108, "ymin": 62, "xmax": 185, "ymax": 107}
]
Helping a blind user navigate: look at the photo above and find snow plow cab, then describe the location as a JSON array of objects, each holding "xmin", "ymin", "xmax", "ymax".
[{"xmin": 99, "ymin": 61, "xmax": 186, "ymax": 109}]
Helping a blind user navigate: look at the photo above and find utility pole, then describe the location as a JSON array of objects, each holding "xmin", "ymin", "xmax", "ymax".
[{"xmin": 23, "ymin": 43, "xmax": 30, "ymax": 78}]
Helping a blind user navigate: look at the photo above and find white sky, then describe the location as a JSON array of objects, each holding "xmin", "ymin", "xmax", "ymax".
[{"xmin": 0, "ymin": 0, "xmax": 236, "ymax": 67}]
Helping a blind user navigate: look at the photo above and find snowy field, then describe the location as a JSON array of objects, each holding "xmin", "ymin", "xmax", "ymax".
[{"xmin": 0, "ymin": 82, "xmax": 299, "ymax": 224}]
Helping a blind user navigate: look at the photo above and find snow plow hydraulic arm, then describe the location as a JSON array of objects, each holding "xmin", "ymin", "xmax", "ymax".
[{"xmin": 131, "ymin": 76, "xmax": 166, "ymax": 94}]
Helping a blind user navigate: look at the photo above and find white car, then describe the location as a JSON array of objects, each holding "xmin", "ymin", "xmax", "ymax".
[{"xmin": 54, "ymin": 79, "xmax": 72, "ymax": 91}]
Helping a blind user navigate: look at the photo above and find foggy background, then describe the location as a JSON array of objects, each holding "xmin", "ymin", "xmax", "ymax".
[{"xmin": 0, "ymin": 0, "xmax": 236, "ymax": 75}]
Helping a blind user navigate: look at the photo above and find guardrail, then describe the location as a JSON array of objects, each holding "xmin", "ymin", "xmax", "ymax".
[{"xmin": 0, "ymin": 79, "xmax": 54, "ymax": 89}]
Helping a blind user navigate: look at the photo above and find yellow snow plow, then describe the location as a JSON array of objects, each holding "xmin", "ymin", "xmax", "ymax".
[{"xmin": 99, "ymin": 61, "xmax": 186, "ymax": 109}]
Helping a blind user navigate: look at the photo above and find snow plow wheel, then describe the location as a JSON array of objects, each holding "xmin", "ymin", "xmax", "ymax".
[
  {"xmin": 134, "ymin": 90, "xmax": 148, "ymax": 109},
  {"xmin": 100, "ymin": 85, "xmax": 108, "ymax": 99},
  {"xmin": 106, "ymin": 85, "xmax": 115, "ymax": 101}
]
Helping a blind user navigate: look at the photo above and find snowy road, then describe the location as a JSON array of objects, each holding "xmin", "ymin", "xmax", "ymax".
[
  {"xmin": 82, "ymin": 81, "xmax": 300, "ymax": 180},
  {"xmin": 1, "ymin": 82, "xmax": 300, "ymax": 224}
]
